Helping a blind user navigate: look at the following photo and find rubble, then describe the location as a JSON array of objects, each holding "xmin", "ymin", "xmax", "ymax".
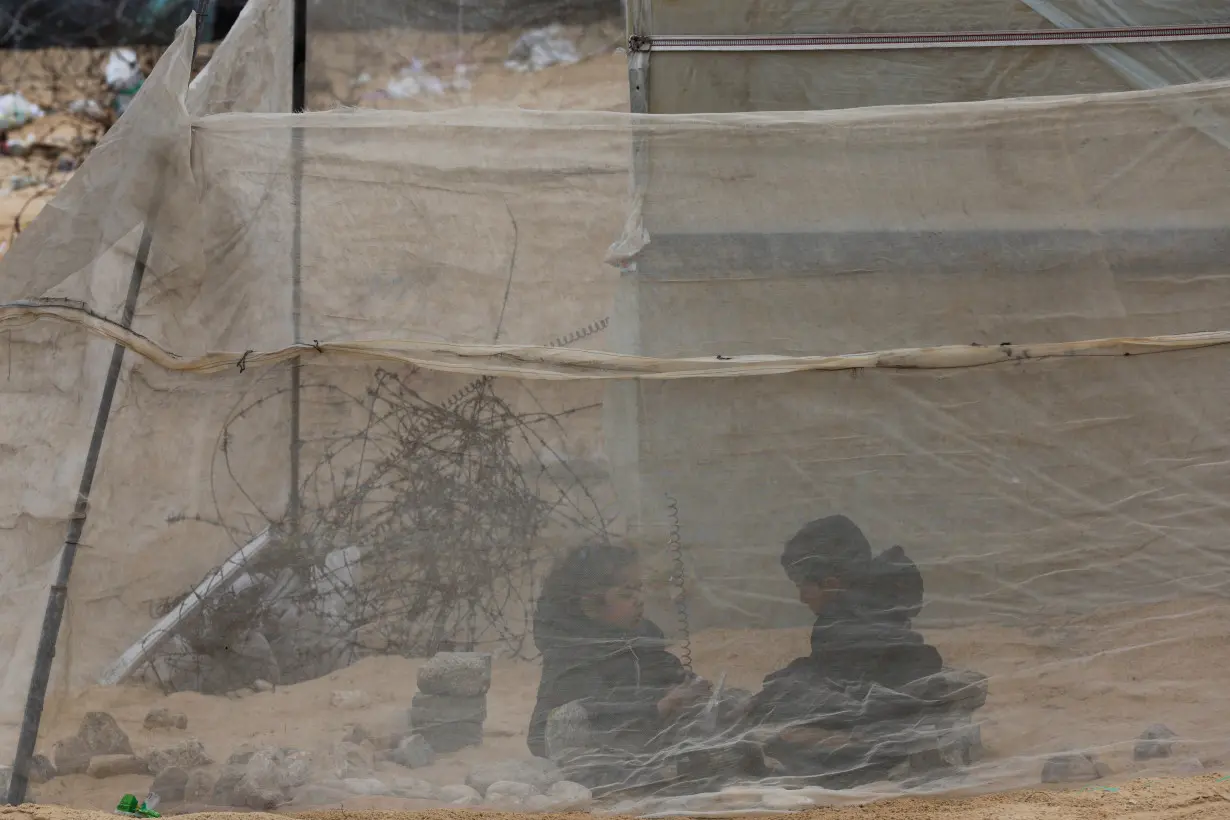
[
  {"xmin": 79, "ymin": 712, "xmax": 133, "ymax": 757},
  {"xmin": 211, "ymin": 765, "xmax": 245, "ymax": 805},
  {"xmin": 0, "ymin": 93, "xmax": 44, "ymax": 130},
  {"xmin": 86, "ymin": 754, "xmax": 147, "ymax": 778},
  {"xmin": 417, "ymin": 652, "xmax": 491, "ymax": 697},
  {"xmin": 438, "ymin": 784, "xmax": 483, "ymax": 806},
  {"xmin": 391, "ymin": 734, "xmax": 435, "ymax": 769},
  {"xmin": 28, "ymin": 754, "xmax": 57, "ymax": 785},
  {"xmin": 184, "ymin": 768, "xmax": 218, "ymax": 803},
  {"xmin": 143, "ymin": 737, "xmax": 213, "ymax": 775},
  {"xmin": 144, "ymin": 707, "xmax": 189, "ymax": 730},
  {"xmin": 1135, "ymin": 723, "xmax": 1178, "ymax": 761},
  {"xmin": 505, "ymin": 25, "xmax": 581, "ymax": 73},
  {"xmin": 333, "ymin": 741, "xmax": 375, "ymax": 779},
  {"xmin": 487, "ymin": 779, "xmax": 539, "ymax": 806},
  {"xmin": 343, "ymin": 777, "xmax": 391, "ymax": 796},
  {"xmin": 150, "ymin": 766, "xmax": 189, "ymax": 802},
  {"xmin": 52, "ymin": 736, "xmax": 92, "ymax": 776},
  {"xmin": 466, "ymin": 758, "xmax": 562, "ymax": 796},
  {"xmin": 1041, "ymin": 751, "xmax": 1112, "ymax": 783},
  {"xmin": 391, "ymin": 775, "xmax": 436, "ymax": 799}
]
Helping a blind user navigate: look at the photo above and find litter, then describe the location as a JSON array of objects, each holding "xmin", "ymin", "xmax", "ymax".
[
  {"xmin": 0, "ymin": 93, "xmax": 45, "ymax": 130},
  {"xmin": 505, "ymin": 24, "xmax": 581, "ymax": 72}
]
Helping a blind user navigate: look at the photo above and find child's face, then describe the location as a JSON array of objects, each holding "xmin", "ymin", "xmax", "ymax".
[
  {"xmin": 796, "ymin": 577, "xmax": 842, "ymax": 615},
  {"xmin": 589, "ymin": 563, "xmax": 645, "ymax": 630}
]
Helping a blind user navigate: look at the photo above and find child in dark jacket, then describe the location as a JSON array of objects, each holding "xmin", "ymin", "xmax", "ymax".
[
  {"xmin": 747, "ymin": 515, "xmax": 946, "ymax": 784},
  {"xmin": 528, "ymin": 542, "xmax": 711, "ymax": 759}
]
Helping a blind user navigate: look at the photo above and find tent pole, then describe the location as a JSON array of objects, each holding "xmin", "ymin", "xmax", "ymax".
[
  {"xmin": 3, "ymin": 5, "xmax": 211, "ymax": 806},
  {"xmin": 289, "ymin": 0, "xmax": 306, "ymax": 543}
]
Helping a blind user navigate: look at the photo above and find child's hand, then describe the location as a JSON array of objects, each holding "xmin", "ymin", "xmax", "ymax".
[{"xmin": 658, "ymin": 677, "xmax": 712, "ymax": 717}]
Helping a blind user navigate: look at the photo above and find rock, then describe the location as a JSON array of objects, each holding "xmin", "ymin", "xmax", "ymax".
[
  {"xmin": 759, "ymin": 790, "xmax": 814, "ymax": 810},
  {"xmin": 330, "ymin": 690, "xmax": 372, "ymax": 710},
  {"xmin": 233, "ymin": 775, "xmax": 284, "ymax": 809},
  {"xmin": 281, "ymin": 749, "xmax": 314, "ymax": 789},
  {"xmin": 144, "ymin": 636, "xmax": 213, "ymax": 693},
  {"xmin": 227, "ymin": 742, "xmax": 261, "ymax": 765},
  {"xmin": 184, "ymin": 768, "xmax": 218, "ymax": 803},
  {"xmin": 410, "ymin": 693, "xmax": 487, "ymax": 727},
  {"xmin": 292, "ymin": 783, "xmax": 353, "ymax": 805},
  {"xmin": 467, "ymin": 758, "xmax": 561, "ymax": 796},
  {"xmin": 487, "ymin": 780, "xmax": 539, "ymax": 806},
  {"xmin": 212, "ymin": 764, "xmax": 246, "ymax": 805},
  {"xmin": 144, "ymin": 708, "xmax": 188, "ymax": 731},
  {"xmin": 334, "ymin": 741, "xmax": 375, "ymax": 779},
  {"xmin": 87, "ymin": 755, "xmax": 147, "ymax": 778},
  {"xmin": 418, "ymin": 722, "xmax": 483, "ymax": 754},
  {"xmin": 1041, "ymin": 752, "xmax": 1111, "ymax": 784},
  {"xmin": 391, "ymin": 776, "xmax": 437, "ymax": 799},
  {"xmin": 545, "ymin": 780, "xmax": 592, "ymax": 810},
  {"xmin": 52, "ymin": 736, "xmax": 92, "ymax": 775},
  {"xmin": 1135, "ymin": 724, "xmax": 1179, "ymax": 761},
  {"xmin": 341, "ymin": 724, "xmax": 371, "ymax": 745},
  {"xmin": 391, "ymin": 734, "xmax": 435, "ymax": 769},
  {"xmin": 28, "ymin": 754, "xmax": 56, "ymax": 784},
  {"xmin": 245, "ymin": 748, "xmax": 282, "ymax": 791},
  {"xmin": 343, "ymin": 777, "xmax": 391, "ymax": 796},
  {"xmin": 417, "ymin": 652, "xmax": 492, "ymax": 697},
  {"xmin": 439, "ymin": 784, "xmax": 483, "ymax": 806},
  {"xmin": 79, "ymin": 712, "xmax": 133, "ymax": 756},
  {"xmin": 544, "ymin": 700, "xmax": 591, "ymax": 761},
  {"xmin": 150, "ymin": 766, "xmax": 190, "ymax": 802},
  {"xmin": 144, "ymin": 737, "xmax": 213, "ymax": 775},
  {"xmin": 524, "ymin": 795, "xmax": 557, "ymax": 812},
  {"xmin": 253, "ymin": 679, "xmax": 275, "ymax": 693}
]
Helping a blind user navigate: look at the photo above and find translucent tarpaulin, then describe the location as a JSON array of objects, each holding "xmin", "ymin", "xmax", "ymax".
[{"xmin": 4, "ymin": 4, "xmax": 1230, "ymax": 816}]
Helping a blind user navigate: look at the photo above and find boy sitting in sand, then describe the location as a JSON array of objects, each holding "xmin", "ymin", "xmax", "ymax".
[
  {"xmin": 742, "ymin": 515, "xmax": 983, "ymax": 786},
  {"xmin": 528, "ymin": 541, "xmax": 712, "ymax": 765}
]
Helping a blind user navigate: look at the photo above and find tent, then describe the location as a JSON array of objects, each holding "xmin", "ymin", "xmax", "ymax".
[{"xmin": 2, "ymin": 0, "xmax": 1230, "ymax": 811}]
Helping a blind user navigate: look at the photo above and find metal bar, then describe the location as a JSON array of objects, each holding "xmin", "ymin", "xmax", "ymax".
[
  {"xmin": 98, "ymin": 530, "xmax": 273, "ymax": 686},
  {"xmin": 636, "ymin": 23, "xmax": 1230, "ymax": 52},
  {"xmin": 289, "ymin": 0, "xmax": 307, "ymax": 542},
  {"xmin": 4, "ymin": 7, "xmax": 213, "ymax": 806}
]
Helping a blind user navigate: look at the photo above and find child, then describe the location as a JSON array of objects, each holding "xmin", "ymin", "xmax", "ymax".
[
  {"xmin": 528, "ymin": 541, "xmax": 711, "ymax": 759},
  {"xmin": 746, "ymin": 515, "xmax": 946, "ymax": 784}
]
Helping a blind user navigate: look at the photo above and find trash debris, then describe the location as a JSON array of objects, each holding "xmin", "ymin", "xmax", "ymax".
[
  {"xmin": 114, "ymin": 793, "xmax": 160, "ymax": 818},
  {"xmin": 105, "ymin": 49, "xmax": 146, "ymax": 116},
  {"xmin": 505, "ymin": 24, "xmax": 581, "ymax": 73},
  {"xmin": 8, "ymin": 175, "xmax": 40, "ymax": 193},
  {"xmin": 68, "ymin": 99, "xmax": 108, "ymax": 121},
  {"xmin": 0, "ymin": 93, "xmax": 45, "ymax": 130},
  {"xmin": 385, "ymin": 60, "xmax": 447, "ymax": 100}
]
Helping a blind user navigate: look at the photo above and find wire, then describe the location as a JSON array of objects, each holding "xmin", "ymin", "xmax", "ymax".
[{"xmin": 665, "ymin": 493, "xmax": 693, "ymax": 672}]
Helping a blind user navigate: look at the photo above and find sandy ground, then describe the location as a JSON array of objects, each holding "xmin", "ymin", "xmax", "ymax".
[{"xmin": 21, "ymin": 596, "xmax": 1230, "ymax": 817}]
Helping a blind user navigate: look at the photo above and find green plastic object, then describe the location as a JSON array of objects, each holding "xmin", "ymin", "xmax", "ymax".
[{"xmin": 115, "ymin": 794, "xmax": 161, "ymax": 818}]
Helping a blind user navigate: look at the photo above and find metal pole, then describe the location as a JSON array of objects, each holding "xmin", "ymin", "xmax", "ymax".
[
  {"xmin": 4, "ymin": 5, "xmax": 211, "ymax": 806},
  {"xmin": 289, "ymin": 0, "xmax": 307, "ymax": 542}
]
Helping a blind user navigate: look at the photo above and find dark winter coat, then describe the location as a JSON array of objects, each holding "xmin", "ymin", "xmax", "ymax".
[{"xmin": 528, "ymin": 612, "xmax": 688, "ymax": 758}]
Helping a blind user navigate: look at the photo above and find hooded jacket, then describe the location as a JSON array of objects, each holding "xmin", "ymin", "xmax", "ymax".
[{"xmin": 528, "ymin": 604, "xmax": 688, "ymax": 758}]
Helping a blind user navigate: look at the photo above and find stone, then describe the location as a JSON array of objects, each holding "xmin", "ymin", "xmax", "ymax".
[
  {"xmin": 344, "ymin": 777, "xmax": 391, "ymax": 796},
  {"xmin": 1041, "ymin": 752, "xmax": 1111, "ymax": 784},
  {"xmin": 143, "ymin": 708, "xmax": 188, "ymax": 731},
  {"xmin": 280, "ymin": 749, "xmax": 314, "ymax": 789},
  {"xmin": 419, "ymin": 722, "xmax": 483, "ymax": 754},
  {"xmin": 467, "ymin": 758, "xmax": 561, "ymax": 796},
  {"xmin": 144, "ymin": 737, "xmax": 213, "ymax": 775},
  {"xmin": 487, "ymin": 780, "xmax": 539, "ymax": 806},
  {"xmin": 391, "ymin": 734, "xmax": 435, "ymax": 769},
  {"xmin": 292, "ymin": 783, "xmax": 353, "ymax": 805},
  {"xmin": 544, "ymin": 701, "xmax": 591, "ymax": 761},
  {"xmin": 28, "ymin": 754, "xmax": 56, "ymax": 784},
  {"xmin": 150, "ymin": 766, "xmax": 189, "ymax": 802},
  {"xmin": 330, "ymin": 690, "xmax": 372, "ymax": 710},
  {"xmin": 212, "ymin": 764, "xmax": 246, "ymax": 805},
  {"xmin": 1135, "ymin": 723, "xmax": 1179, "ymax": 761},
  {"xmin": 545, "ymin": 780, "xmax": 592, "ymax": 810},
  {"xmin": 244, "ymin": 748, "xmax": 283, "ymax": 791},
  {"xmin": 438, "ymin": 784, "xmax": 483, "ymax": 806},
  {"xmin": 79, "ymin": 711, "xmax": 133, "ymax": 756},
  {"xmin": 184, "ymin": 768, "xmax": 218, "ymax": 803},
  {"xmin": 410, "ymin": 693, "xmax": 487, "ymax": 728},
  {"xmin": 87, "ymin": 754, "xmax": 147, "ymax": 778},
  {"xmin": 253, "ymin": 679, "xmax": 275, "ymax": 693},
  {"xmin": 417, "ymin": 652, "xmax": 492, "ymax": 697},
  {"xmin": 52, "ymin": 736, "xmax": 92, "ymax": 775},
  {"xmin": 391, "ymin": 776, "xmax": 437, "ymax": 799},
  {"xmin": 233, "ymin": 775, "xmax": 284, "ymax": 809},
  {"xmin": 759, "ymin": 791, "xmax": 814, "ymax": 810},
  {"xmin": 342, "ymin": 724, "xmax": 371, "ymax": 745},
  {"xmin": 228, "ymin": 742, "xmax": 259, "ymax": 764},
  {"xmin": 334, "ymin": 741, "xmax": 375, "ymax": 779}
]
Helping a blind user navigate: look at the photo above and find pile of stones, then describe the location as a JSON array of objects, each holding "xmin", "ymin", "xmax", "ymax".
[{"xmin": 409, "ymin": 652, "xmax": 491, "ymax": 754}]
